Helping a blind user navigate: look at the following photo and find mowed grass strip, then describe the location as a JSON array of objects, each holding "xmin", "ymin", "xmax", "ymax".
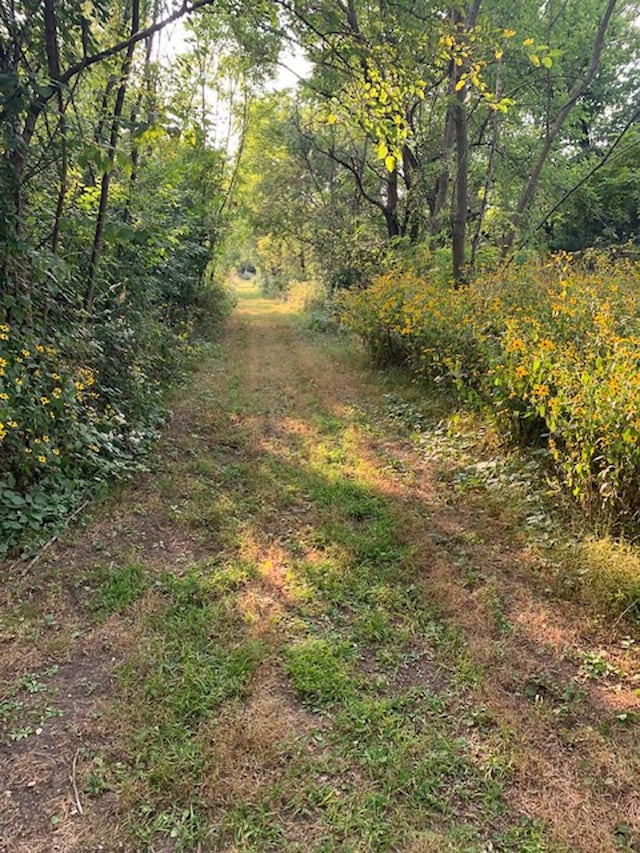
[{"xmin": 88, "ymin": 310, "xmax": 554, "ymax": 852}]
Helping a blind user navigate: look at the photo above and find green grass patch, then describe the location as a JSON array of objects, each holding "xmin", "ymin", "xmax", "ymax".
[
  {"xmin": 112, "ymin": 569, "xmax": 265, "ymax": 847},
  {"xmin": 83, "ymin": 303, "xmax": 566, "ymax": 851},
  {"xmin": 94, "ymin": 562, "xmax": 149, "ymax": 617},
  {"xmin": 286, "ymin": 637, "xmax": 355, "ymax": 707}
]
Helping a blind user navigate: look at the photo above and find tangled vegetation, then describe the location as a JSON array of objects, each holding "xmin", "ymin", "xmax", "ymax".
[
  {"xmin": 340, "ymin": 254, "xmax": 640, "ymax": 526},
  {"xmin": 0, "ymin": 1, "xmax": 261, "ymax": 552},
  {"xmin": 0, "ymin": 278, "xmax": 234, "ymax": 552}
]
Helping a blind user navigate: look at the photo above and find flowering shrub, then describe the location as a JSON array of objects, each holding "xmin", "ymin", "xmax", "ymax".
[
  {"xmin": 286, "ymin": 280, "xmax": 326, "ymax": 313},
  {"xmin": 339, "ymin": 254, "xmax": 640, "ymax": 526},
  {"xmin": 0, "ymin": 296, "xmax": 227, "ymax": 553}
]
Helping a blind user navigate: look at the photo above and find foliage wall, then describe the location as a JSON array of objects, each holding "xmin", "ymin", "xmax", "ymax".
[
  {"xmin": 0, "ymin": 0, "xmax": 278, "ymax": 551},
  {"xmin": 237, "ymin": 0, "xmax": 639, "ymax": 290}
]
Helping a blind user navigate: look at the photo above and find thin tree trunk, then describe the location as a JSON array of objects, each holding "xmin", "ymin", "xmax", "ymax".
[
  {"xmin": 385, "ymin": 167, "xmax": 400, "ymax": 238},
  {"xmin": 450, "ymin": 0, "xmax": 482, "ymax": 283},
  {"xmin": 85, "ymin": 0, "xmax": 140, "ymax": 310},
  {"xmin": 430, "ymin": 93, "xmax": 455, "ymax": 242},
  {"xmin": 123, "ymin": 0, "xmax": 158, "ymax": 224},
  {"xmin": 44, "ymin": 0, "xmax": 67, "ymax": 255},
  {"xmin": 402, "ymin": 141, "xmax": 421, "ymax": 242},
  {"xmin": 502, "ymin": 0, "xmax": 617, "ymax": 255},
  {"xmin": 3, "ymin": 106, "xmax": 41, "ymax": 312},
  {"xmin": 430, "ymin": 0, "xmax": 481, "ymax": 255},
  {"xmin": 451, "ymin": 81, "xmax": 468, "ymax": 284},
  {"xmin": 471, "ymin": 63, "xmax": 501, "ymax": 268}
]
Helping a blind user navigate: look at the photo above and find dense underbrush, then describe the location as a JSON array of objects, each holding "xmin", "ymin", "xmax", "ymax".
[
  {"xmin": 339, "ymin": 254, "xmax": 640, "ymax": 529},
  {"xmin": 0, "ymin": 275, "xmax": 235, "ymax": 554}
]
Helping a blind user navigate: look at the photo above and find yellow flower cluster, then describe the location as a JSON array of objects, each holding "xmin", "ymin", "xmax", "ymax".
[
  {"xmin": 0, "ymin": 324, "xmax": 104, "ymax": 482},
  {"xmin": 340, "ymin": 254, "xmax": 640, "ymax": 522}
]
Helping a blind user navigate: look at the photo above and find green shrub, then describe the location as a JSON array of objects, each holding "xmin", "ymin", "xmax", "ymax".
[
  {"xmin": 338, "ymin": 254, "xmax": 640, "ymax": 526},
  {"xmin": 0, "ymin": 282, "xmax": 233, "ymax": 554}
]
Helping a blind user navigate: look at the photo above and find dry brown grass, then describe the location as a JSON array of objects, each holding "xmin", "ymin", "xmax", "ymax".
[{"xmin": 202, "ymin": 667, "xmax": 315, "ymax": 809}]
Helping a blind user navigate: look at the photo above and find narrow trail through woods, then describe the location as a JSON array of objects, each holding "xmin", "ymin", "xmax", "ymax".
[{"xmin": 1, "ymin": 280, "xmax": 639, "ymax": 852}]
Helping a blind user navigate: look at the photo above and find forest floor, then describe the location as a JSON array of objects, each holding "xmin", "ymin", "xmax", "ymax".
[{"xmin": 1, "ymin": 278, "xmax": 639, "ymax": 852}]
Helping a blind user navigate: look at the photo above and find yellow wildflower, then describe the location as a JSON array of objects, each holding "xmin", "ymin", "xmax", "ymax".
[{"xmin": 533, "ymin": 384, "xmax": 549, "ymax": 398}]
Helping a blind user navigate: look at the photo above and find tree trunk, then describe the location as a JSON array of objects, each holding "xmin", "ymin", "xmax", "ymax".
[
  {"xmin": 402, "ymin": 142, "xmax": 421, "ymax": 242},
  {"xmin": 123, "ymin": 1, "xmax": 158, "ymax": 224},
  {"xmin": 430, "ymin": 94, "xmax": 455, "ymax": 242},
  {"xmin": 431, "ymin": 0, "xmax": 481, "ymax": 263},
  {"xmin": 449, "ymin": 1, "xmax": 482, "ymax": 283},
  {"xmin": 502, "ymin": 0, "xmax": 617, "ymax": 255},
  {"xmin": 471, "ymin": 63, "xmax": 501, "ymax": 268},
  {"xmin": 2, "ymin": 106, "xmax": 41, "ymax": 313},
  {"xmin": 451, "ymin": 82, "xmax": 468, "ymax": 285},
  {"xmin": 85, "ymin": 0, "xmax": 140, "ymax": 310},
  {"xmin": 384, "ymin": 167, "xmax": 400, "ymax": 238},
  {"xmin": 44, "ymin": 0, "xmax": 67, "ymax": 255}
]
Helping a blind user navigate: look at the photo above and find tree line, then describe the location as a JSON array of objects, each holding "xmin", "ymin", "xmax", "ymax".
[{"xmin": 0, "ymin": 0, "xmax": 638, "ymax": 548}]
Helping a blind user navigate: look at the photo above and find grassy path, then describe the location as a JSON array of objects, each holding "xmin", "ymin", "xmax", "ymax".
[{"xmin": 1, "ymin": 280, "xmax": 639, "ymax": 851}]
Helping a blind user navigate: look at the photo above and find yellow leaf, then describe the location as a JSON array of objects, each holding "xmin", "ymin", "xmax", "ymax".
[
  {"xmin": 385, "ymin": 155, "xmax": 396, "ymax": 173},
  {"xmin": 327, "ymin": 114, "xmax": 337, "ymax": 125},
  {"xmin": 529, "ymin": 54, "xmax": 541, "ymax": 67},
  {"xmin": 377, "ymin": 141, "xmax": 388, "ymax": 159},
  {"xmin": 455, "ymin": 77, "xmax": 466, "ymax": 92},
  {"xmin": 503, "ymin": 28, "xmax": 516, "ymax": 38},
  {"xmin": 523, "ymin": 37, "xmax": 534, "ymax": 47},
  {"xmin": 495, "ymin": 48, "xmax": 503, "ymax": 60}
]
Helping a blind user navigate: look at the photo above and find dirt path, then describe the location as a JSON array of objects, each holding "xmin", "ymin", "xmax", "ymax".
[{"xmin": 1, "ymin": 279, "xmax": 638, "ymax": 852}]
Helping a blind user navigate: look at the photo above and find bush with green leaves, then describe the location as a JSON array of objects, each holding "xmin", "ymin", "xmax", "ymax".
[
  {"xmin": 339, "ymin": 254, "xmax": 640, "ymax": 526},
  {"xmin": 0, "ymin": 273, "xmax": 234, "ymax": 554}
]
